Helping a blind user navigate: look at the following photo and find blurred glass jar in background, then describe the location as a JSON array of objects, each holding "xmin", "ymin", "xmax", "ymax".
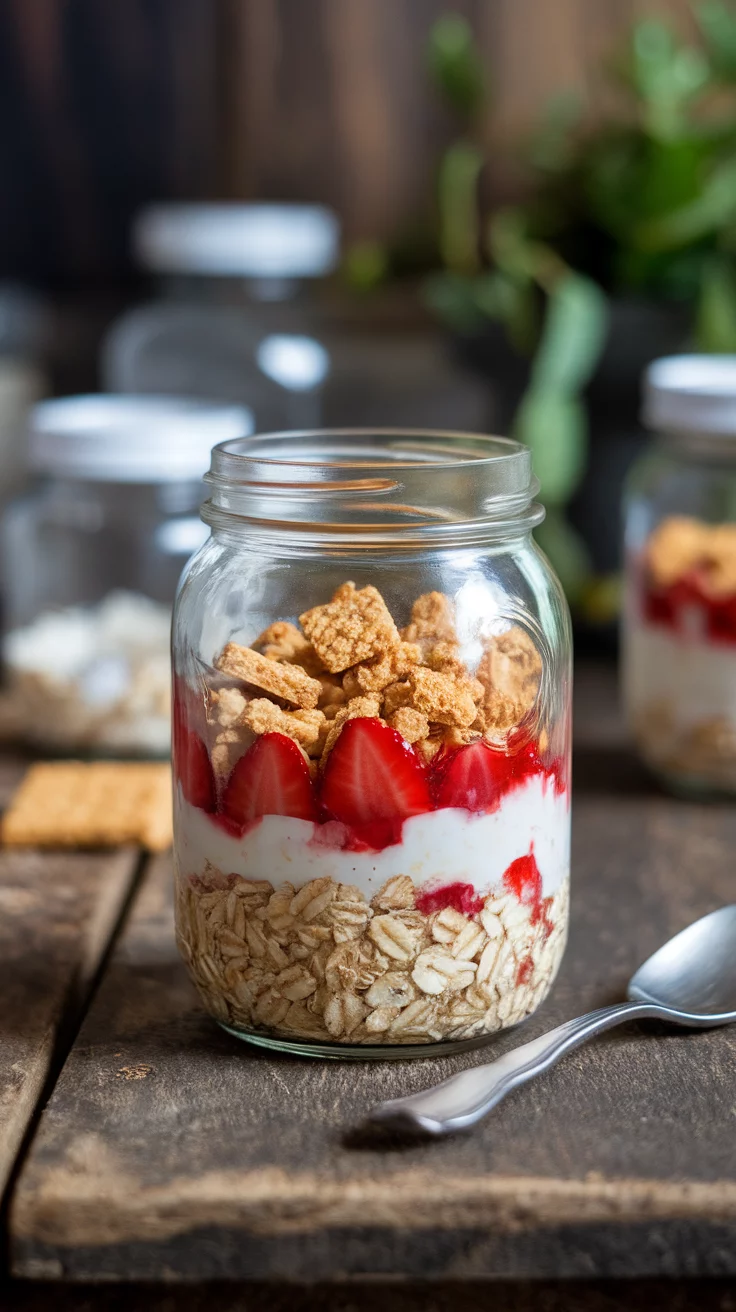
[
  {"xmin": 0, "ymin": 395, "xmax": 251, "ymax": 755},
  {"xmin": 103, "ymin": 204, "xmax": 339, "ymax": 430},
  {"xmin": 623, "ymin": 356, "xmax": 736, "ymax": 795},
  {"xmin": 0, "ymin": 284, "xmax": 48, "ymax": 500}
]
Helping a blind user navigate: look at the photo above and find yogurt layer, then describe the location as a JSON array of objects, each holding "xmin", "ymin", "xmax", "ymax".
[
  {"xmin": 174, "ymin": 771, "xmax": 570, "ymax": 901},
  {"xmin": 624, "ymin": 621, "xmax": 736, "ymax": 729}
]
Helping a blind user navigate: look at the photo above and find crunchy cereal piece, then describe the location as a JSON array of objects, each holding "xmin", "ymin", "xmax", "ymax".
[
  {"xmin": 210, "ymin": 687, "xmax": 247, "ymax": 728},
  {"xmin": 342, "ymin": 642, "xmax": 421, "ymax": 698},
  {"xmin": 425, "ymin": 641, "xmax": 465, "ymax": 677},
  {"xmin": 475, "ymin": 626, "xmax": 542, "ymax": 734},
  {"xmin": 646, "ymin": 516, "xmax": 710, "ymax": 588},
  {"xmin": 388, "ymin": 706, "xmax": 430, "ymax": 744},
  {"xmin": 407, "ymin": 666, "xmax": 477, "ymax": 729},
  {"xmin": 401, "ymin": 591, "xmax": 456, "ymax": 648},
  {"xmin": 299, "ymin": 582, "xmax": 400, "ymax": 674},
  {"xmin": 319, "ymin": 695, "xmax": 383, "ymax": 766},
  {"xmin": 253, "ymin": 620, "xmax": 324, "ymax": 676},
  {"xmin": 239, "ymin": 698, "xmax": 326, "ymax": 752},
  {"xmin": 381, "ymin": 680, "xmax": 413, "ymax": 717},
  {"xmin": 211, "ymin": 727, "xmax": 249, "ymax": 785},
  {"xmin": 2, "ymin": 762, "xmax": 172, "ymax": 851},
  {"xmin": 317, "ymin": 674, "xmax": 348, "ymax": 710},
  {"xmin": 414, "ymin": 728, "xmax": 445, "ymax": 764},
  {"xmin": 702, "ymin": 526, "xmax": 736, "ymax": 596},
  {"xmin": 215, "ymin": 642, "xmax": 321, "ymax": 709}
]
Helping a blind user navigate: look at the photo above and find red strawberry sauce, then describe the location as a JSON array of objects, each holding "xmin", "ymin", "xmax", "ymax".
[
  {"xmin": 642, "ymin": 573, "xmax": 736, "ymax": 645},
  {"xmin": 503, "ymin": 848, "xmax": 555, "ymax": 939},
  {"xmin": 174, "ymin": 687, "xmax": 568, "ymax": 920}
]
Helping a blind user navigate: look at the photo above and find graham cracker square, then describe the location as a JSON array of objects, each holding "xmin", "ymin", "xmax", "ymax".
[{"xmin": 2, "ymin": 762, "xmax": 173, "ymax": 851}]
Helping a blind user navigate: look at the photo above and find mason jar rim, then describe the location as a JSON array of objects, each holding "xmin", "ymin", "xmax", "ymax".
[{"xmin": 201, "ymin": 429, "xmax": 543, "ymax": 547}]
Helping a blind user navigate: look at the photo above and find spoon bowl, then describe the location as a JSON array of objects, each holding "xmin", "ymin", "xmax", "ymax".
[
  {"xmin": 628, "ymin": 905, "xmax": 736, "ymax": 1022},
  {"xmin": 369, "ymin": 905, "xmax": 736, "ymax": 1137}
]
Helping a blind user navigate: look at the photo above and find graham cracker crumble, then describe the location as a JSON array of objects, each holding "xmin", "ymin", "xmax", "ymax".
[
  {"xmin": 299, "ymin": 582, "xmax": 401, "ymax": 673},
  {"xmin": 476, "ymin": 627, "xmax": 543, "ymax": 735},
  {"xmin": 646, "ymin": 516, "xmax": 736, "ymax": 596},
  {"xmin": 215, "ymin": 642, "xmax": 321, "ymax": 709},
  {"xmin": 206, "ymin": 582, "xmax": 544, "ymax": 783}
]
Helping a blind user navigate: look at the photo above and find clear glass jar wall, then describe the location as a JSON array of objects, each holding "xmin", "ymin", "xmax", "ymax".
[
  {"xmin": 0, "ymin": 395, "xmax": 251, "ymax": 755},
  {"xmin": 172, "ymin": 431, "xmax": 572, "ymax": 1056},
  {"xmin": 623, "ymin": 357, "xmax": 736, "ymax": 796}
]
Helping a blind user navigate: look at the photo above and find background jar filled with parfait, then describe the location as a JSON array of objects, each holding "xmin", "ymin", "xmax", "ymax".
[
  {"xmin": 623, "ymin": 356, "xmax": 736, "ymax": 796},
  {"xmin": 0, "ymin": 394, "xmax": 251, "ymax": 756},
  {"xmin": 172, "ymin": 429, "xmax": 572, "ymax": 1058}
]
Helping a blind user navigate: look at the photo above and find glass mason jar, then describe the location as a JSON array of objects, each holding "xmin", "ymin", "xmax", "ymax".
[
  {"xmin": 172, "ymin": 430, "xmax": 572, "ymax": 1057},
  {"xmin": 623, "ymin": 356, "xmax": 736, "ymax": 796},
  {"xmin": 0, "ymin": 395, "xmax": 251, "ymax": 755},
  {"xmin": 103, "ymin": 204, "xmax": 339, "ymax": 431}
]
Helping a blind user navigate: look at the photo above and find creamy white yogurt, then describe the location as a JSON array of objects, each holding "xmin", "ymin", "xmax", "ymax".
[
  {"xmin": 624, "ymin": 621, "xmax": 736, "ymax": 729},
  {"xmin": 174, "ymin": 773, "xmax": 570, "ymax": 900}
]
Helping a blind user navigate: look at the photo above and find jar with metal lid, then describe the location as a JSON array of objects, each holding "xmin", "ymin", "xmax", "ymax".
[
  {"xmin": 172, "ymin": 429, "xmax": 571, "ymax": 1057},
  {"xmin": 103, "ymin": 204, "xmax": 339, "ymax": 429},
  {"xmin": 623, "ymin": 356, "xmax": 736, "ymax": 795},
  {"xmin": 0, "ymin": 395, "xmax": 251, "ymax": 755}
]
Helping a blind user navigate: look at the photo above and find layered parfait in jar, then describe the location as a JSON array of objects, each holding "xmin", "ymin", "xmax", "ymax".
[
  {"xmin": 624, "ymin": 515, "xmax": 736, "ymax": 792},
  {"xmin": 174, "ymin": 581, "xmax": 570, "ymax": 1053}
]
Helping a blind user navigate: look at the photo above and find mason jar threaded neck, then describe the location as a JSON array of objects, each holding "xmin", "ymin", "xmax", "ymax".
[{"xmin": 201, "ymin": 430, "xmax": 543, "ymax": 547}]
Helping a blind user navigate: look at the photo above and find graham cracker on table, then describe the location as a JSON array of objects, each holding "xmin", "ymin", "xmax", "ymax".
[{"xmin": 1, "ymin": 762, "xmax": 172, "ymax": 851}]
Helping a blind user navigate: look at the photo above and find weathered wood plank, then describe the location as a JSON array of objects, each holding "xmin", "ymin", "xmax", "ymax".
[
  {"xmin": 2, "ymin": 1278, "xmax": 736, "ymax": 1312},
  {"xmin": 10, "ymin": 735, "xmax": 736, "ymax": 1281},
  {"xmin": 0, "ymin": 843, "xmax": 139, "ymax": 1209}
]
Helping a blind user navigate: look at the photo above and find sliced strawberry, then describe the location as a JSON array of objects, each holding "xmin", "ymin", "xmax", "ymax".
[
  {"xmin": 433, "ymin": 737, "xmax": 549, "ymax": 813},
  {"xmin": 320, "ymin": 717, "xmax": 431, "ymax": 849},
  {"xmin": 176, "ymin": 727, "xmax": 216, "ymax": 812},
  {"xmin": 433, "ymin": 739, "xmax": 513, "ymax": 813},
  {"xmin": 222, "ymin": 732, "xmax": 317, "ymax": 829}
]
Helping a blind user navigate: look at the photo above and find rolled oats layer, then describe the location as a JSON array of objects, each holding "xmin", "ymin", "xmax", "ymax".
[{"xmin": 175, "ymin": 865, "xmax": 569, "ymax": 1046}]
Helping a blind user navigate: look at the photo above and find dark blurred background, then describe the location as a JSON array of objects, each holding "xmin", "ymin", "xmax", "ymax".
[{"xmin": 0, "ymin": 0, "xmax": 697, "ymax": 282}]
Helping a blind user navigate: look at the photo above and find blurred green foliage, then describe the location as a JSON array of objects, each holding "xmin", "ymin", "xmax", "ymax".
[{"xmin": 347, "ymin": 4, "xmax": 736, "ymax": 607}]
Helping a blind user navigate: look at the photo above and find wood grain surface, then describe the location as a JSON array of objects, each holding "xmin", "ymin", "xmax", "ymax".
[
  {"xmin": 0, "ymin": 844, "xmax": 139, "ymax": 1210},
  {"xmin": 0, "ymin": 0, "xmax": 698, "ymax": 279},
  {"xmin": 10, "ymin": 710, "xmax": 736, "ymax": 1282}
]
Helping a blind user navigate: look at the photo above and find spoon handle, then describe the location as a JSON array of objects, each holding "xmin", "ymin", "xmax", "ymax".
[{"xmin": 370, "ymin": 1000, "xmax": 664, "ymax": 1136}]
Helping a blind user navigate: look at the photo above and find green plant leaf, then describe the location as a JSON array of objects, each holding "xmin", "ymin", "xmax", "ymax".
[
  {"xmin": 342, "ymin": 241, "xmax": 389, "ymax": 291},
  {"xmin": 437, "ymin": 141, "xmax": 485, "ymax": 274},
  {"xmin": 530, "ymin": 274, "xmax": 609, "ymax": 394},
  {"xmin": 514, "ymin": 389, "xmax": 589, "ymax": 506},
  {"xmin": 423, "ymin": 271, "xmax": 485, "ymax": 334},
  {"xmin": 533, "ymin": 510, "xmax": 593, "ymax": 606},
  {"xmin": 527, "ymin": 91, "xmax": 582, "ymax": 174},
  {"xmin": 696, "ymin": 1, "xmax": 736, "ymax": 80},
  {"xmin": 695, "ymin": 256, "xmax": 736, "ymax": 349},
  {"xmin": 427, "ymin": 15, "xmax": 485, "ymax": 117},
  {"xmin": 635, "ymin": 153, "xmax": 736, "ymax": 249}
]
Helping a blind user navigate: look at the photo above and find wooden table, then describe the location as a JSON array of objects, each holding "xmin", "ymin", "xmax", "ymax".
[{"xmin": 2, "ymin": 664, "xmax": 736, "ymax": 1304}]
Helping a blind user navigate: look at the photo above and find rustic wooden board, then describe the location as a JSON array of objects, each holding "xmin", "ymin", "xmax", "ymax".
[
  {"xmin": 10, "ymin": 745, "xmax": 736, "ymax": 1283},
  {"xmin": 3, "ymin": 1278, "xmax": 736, "ymax": 1312},
  {"xmin": 0, "ymin": 843, "xmax": 139, "ymax": 1212}
]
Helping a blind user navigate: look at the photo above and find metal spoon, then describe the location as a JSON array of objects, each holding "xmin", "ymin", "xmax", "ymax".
[{"xmin": 368, "ymin": 905, "xmax": 736, "ymax": 1137}]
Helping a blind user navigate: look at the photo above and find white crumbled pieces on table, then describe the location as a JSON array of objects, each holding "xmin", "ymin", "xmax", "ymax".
[{"xmin": 0, "ymin": 591, "xmax": 172, "ymax": 753}]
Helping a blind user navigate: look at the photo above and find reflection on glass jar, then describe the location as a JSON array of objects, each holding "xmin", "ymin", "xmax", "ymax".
[
  {"xmin": 172, "ymin": 430, "xmax": 572, "ymax": 1057},
  {"xmin": 623, "ymin": 356, "xmax": 736, "ymax": 796},
  {"xmin": 0, "ymin": 395, "xmax": 251, "ymax": 755}
]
